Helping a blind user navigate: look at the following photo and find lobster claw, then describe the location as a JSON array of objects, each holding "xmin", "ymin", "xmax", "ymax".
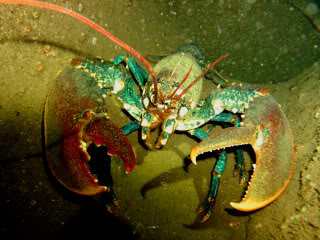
[
  {"xmin": 44, "ymin": 67, "xmax": 135, "ymax": 196},
  {"xmin": 190, "ymin": 94, "xmax": 294, "ymax": 212}
]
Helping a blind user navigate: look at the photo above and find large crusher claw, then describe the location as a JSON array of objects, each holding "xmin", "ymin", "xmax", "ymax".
[{"xmin": 44, "ymin": 67, "xmax": 135, "ymax": 196}]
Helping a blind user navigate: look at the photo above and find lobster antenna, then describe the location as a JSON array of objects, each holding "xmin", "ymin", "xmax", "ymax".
[
  {"xmin": 169, "ymin": 65, "xmax": 192, "ymax": 99},
  {"xmin": 0, "ymin": 0, "xmax": 159, "ymax": 103},
  {"xmin": 175, "ymin": 53, "xmax": 229, "ymax": 101}
]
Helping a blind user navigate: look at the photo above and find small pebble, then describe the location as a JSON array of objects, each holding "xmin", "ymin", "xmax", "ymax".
[
  {"xmin": 298, "ymin": 92, "xmax": 305, "ymax": 100},
  {"xmin": 294, "ymin": 214, "xmax": 301, "ymax": 221},
  {"xmin": 229, "ymin": 221, "xmax": 240, "ymax": 228},
  {"xmin": 92, "ymin": 37, "xmax": 97, "ymax": 45},
  {"xmin": 305, "ymin": 174, "xmax": 311, "ymax": 180},
  {"xmin": 280, "ymin": 222, "xmax": 287, "ymax": 229},
  {"xmin": 300, "ymin": 205, "xmax": 307, "ymax": 213},
  {"xmin": 255, "ymin": 222, "xmax": 262, "ymax": 228},
  {"xmin": 78, "ymin": 3, "xmax": 83, "ymax": 12},
  {"xmin": 24, "ymin": 26, "xmax": 31, "ymax": 33},
  {"xmin": 160, "ymin": 182, "xmax": 167, "ymax": 187},
  {"xmin": 36, "ymin": 62, "xmax": 44, "ymax": 72},
  {"xmin": 43, "ymin": 45, "xmax": 51, "ymax": 53},
  {"xmin": 32, "ymin": 11, "xmax": 39, "ymax": 19}
]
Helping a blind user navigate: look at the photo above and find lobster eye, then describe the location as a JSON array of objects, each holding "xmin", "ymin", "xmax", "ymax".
[
  {"xmin": 83, "ymin": 111, "xmax": 91, "ymax": 119},
  {"xmin": 174, "ymin": 82, "xmax": 179, "ymax": 87},
  {"xmin": 101, "ymin": 88, "xmax": 107, "ymax": 94},
  {"xmin": 157, "ymin": 78, "xmax": 161, "ymax": 83}
]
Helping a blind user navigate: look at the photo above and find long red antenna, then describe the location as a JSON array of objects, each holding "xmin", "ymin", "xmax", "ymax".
[
  {"xmin": 169, "ymin": 65, "xmax": 192, "ymax": 99},
  {"xmin": 0, "ymin": 0, "xmax": 159, "ymax": 103},
  {"xmin": 175, "ymin": 53, "xmax": 229, "ymax": 101}
]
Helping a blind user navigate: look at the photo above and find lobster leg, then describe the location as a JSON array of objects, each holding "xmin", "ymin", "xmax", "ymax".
[
  {"xmin": 197, "ymin": 151, "xmax": 227, "ymax": 222},
  {"xmin": 140, "ymin": 112, "xmax": 177, "ymax": 149},
  {"xmin": 112, "ymin": 55, "xmax": 149, "ymax": 87},
  {"xmin": 232, "ymin": 118, "xmax": 246, "ymax": 184},
  {"xmin": 141, "ymin": 112, "xmax": 154, "ymax": 148},
  {"xmin": 121, "ymin": 120, "xmax": 140, "ymax": 136},
  {"xmin": 155, "ymin": 116, "xmax": 177, "ymax": 149},
  {"xmin": 190, "ymin": 113, "xmax": 246, "ymax": 222}
]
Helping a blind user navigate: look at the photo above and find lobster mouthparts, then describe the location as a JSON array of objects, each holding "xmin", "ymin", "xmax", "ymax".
[{"xmin": 44, "ymin": 67, "xmax": 135, "ymax": 196}]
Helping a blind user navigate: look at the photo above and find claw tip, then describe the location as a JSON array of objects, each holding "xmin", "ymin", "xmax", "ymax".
[
  {"xmin": 190, "ymin": 151, "xmax": 198, "ymax": 165},
  {"xmin": 230, "ymin": 201, "xmax": 258, "ymax": 212}
]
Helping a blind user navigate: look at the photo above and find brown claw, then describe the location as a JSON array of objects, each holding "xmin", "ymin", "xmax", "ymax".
[
  {"xmin": 44, "ymin": 67, "xmax": 135, "ymax": 196},
  {"xmin": 191, "ymin": 94, "xmax": 294, "ymax": 212}
]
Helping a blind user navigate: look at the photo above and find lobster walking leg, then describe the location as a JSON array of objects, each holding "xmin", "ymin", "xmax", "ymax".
[{"xmin": 197, "ymin": 151, "xmax": 227, "ymax": 222}]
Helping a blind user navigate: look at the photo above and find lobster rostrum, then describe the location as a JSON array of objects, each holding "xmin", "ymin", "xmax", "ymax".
[{"xmin": 1, "ymin": 0, "xmax": 294, "ymax": 222}]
